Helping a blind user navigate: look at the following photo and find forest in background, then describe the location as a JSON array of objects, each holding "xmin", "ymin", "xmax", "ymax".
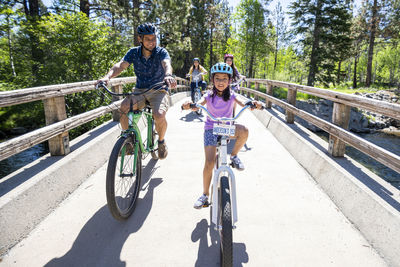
[{"xmin": 1, "ymin": 0, "xmax": 400, "ymax": 138}]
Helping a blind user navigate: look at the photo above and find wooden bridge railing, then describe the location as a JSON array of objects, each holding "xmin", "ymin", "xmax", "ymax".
[
  {"xmin": 0, "ymin": 77, "xmax": 190, "ymax": 162},
  {"xmin": 240, "ymin": 78, "xmax": 400, "ymax": 174}
]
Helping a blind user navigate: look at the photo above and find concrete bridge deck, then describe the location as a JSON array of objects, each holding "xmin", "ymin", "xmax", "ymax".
[{"xmin": 0, "ymin": 96, "xmax": 388, "ymax": 266}]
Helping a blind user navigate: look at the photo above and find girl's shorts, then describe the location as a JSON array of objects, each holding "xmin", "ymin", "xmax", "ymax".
[{"xmin": 204, "ymin": 129, "xmax": 219, "ymax": 147}]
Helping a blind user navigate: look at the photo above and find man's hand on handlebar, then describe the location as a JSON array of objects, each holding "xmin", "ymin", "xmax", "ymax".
[
  {"xmin": 96, "ymin": 76, "xmax": 110, "ymax": 87},
  {"xmin": 164, "ymin": 75, "xmax": 177, "ymax": 89}
]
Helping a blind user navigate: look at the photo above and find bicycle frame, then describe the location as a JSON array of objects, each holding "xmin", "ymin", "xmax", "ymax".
[{"xmin": 126, "ymin": 107, "xmax": 156, "ymax": 154}]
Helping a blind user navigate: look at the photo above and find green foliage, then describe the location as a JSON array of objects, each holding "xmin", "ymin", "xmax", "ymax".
[{"xmin": 0, "ymin": 11, "xmax": 127, "ymax": 136}]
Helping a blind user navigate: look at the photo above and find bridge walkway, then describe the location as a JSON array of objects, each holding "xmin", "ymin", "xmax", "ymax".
[{"xmin": 1, "ymin": 97, "xmax": 387, "ymax": 266}]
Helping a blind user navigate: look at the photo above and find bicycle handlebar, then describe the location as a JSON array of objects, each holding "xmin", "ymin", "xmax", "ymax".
[
  {"xmin": 95, "ymin": 81, "xmax": 167, "ymax": 96},
  {"xmin": 184, "ymin": 101, "xmax": 264, "ymax": 122}
]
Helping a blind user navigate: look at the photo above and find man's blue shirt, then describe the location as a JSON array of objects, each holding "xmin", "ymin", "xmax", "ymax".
[{"xmin": 123, "ymin": 46, "xmax": 170, "ymax": 89}]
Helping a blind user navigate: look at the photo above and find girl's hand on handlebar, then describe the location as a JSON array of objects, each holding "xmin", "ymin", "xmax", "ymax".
[
  {"xmin": 181, "ymin": 101, "xmax": 191, "ymax": 110},
  {"xmin": 252, "ymin": 100, "xmax": 264, "ymax": 110},
  {"xmin": 181, "ymin": 101, "xmax": 198, "ymax": 111}
]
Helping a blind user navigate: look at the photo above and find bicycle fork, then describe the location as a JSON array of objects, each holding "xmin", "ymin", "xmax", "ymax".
[{"xmin": 211, "ymin": 137, "xmax": 239, "ymax": 230}]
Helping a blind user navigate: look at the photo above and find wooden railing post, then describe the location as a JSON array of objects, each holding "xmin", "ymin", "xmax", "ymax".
[
  {"xmin": 254, "ymin": 82, "xmax": 259, "ymax": 100},
  {"xmin": 112, "ymin": 84, "xmax": 123, "ymax": 121},
  {"xmin": 266, "ymin": 83, "xmax": 273, "ymax": 108},
  {"xmin": 43, "ymin": 96, "xmax": 70, "ymax": 156},
  {"xmin": 328, "ymin": 102, "xmax": 351, "ymax": 157},
  {"xmin": 286, "ymin": 87, "xmax": 297, "ymax": 123},
  {"xmin": 246, "ymin": 81, "xmax": 251, "ymax": 98}
]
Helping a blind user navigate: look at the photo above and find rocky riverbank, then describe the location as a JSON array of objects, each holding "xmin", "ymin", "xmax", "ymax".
[{"xmin": 284, "ymin": 90, "xmax": 400, "ymax": 135}]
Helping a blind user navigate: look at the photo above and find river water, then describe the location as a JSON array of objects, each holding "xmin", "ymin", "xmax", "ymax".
[{"xmin": 0, "ymin": 142, "xmax": 49, "ymax": 179}]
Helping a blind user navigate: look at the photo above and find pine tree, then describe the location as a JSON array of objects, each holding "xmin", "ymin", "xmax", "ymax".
[{"xmin": 289, "ymin": 0, "xmax": 352, "ymax": 86}]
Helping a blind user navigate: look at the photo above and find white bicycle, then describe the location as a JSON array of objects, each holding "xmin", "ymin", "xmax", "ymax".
[{"xmin": 188, "ymin": 102, "xmax": 264, "ymax": 267}]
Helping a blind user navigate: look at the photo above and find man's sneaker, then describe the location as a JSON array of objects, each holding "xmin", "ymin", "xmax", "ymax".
[
  {"xmin": 158, "ymin": 140, "xmax": 168, "ymax": 159},
  {"xmin": 230, "ymin": 155, "xmax": 245, "ymax": 171},
  {"xmin": 194, "ymin": 194, "xmax": 209, "ymax": 209}
]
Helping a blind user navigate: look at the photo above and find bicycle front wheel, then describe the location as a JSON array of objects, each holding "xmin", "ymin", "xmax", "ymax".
[
  {"xmin": 219, "ymin": 176, "xmax": 233, "ymax": 267},
  {"xmin": 106, "ymin": 135, "xmax": 142, "ymax": 221}
]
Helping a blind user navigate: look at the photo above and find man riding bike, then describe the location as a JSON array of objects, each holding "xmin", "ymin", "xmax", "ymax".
[{"xmin": 96, "ymin": 23, "xmax": 176, "ymax": 159}]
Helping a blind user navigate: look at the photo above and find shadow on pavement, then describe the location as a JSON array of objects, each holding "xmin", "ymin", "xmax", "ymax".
[
  {"xmin": 45, "ymin": 161, "xmax": 162, "ymax": 267},
  {"xmin": 266, "ymin": 108, "xmax": 400, "ymax": 212},
  {"xmin": 191, "ymin": 219, "xmax": 249, "ymax": 267}
]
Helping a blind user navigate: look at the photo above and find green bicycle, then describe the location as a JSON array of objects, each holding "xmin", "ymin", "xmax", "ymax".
[{"xmin": 96, "ymin": 81, "xmax": 166, "ymax": 220}]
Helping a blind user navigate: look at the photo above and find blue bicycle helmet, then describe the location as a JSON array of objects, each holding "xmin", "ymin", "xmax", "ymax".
[
  {"xmin": 210, "ymin": 62, "xmax": 233, "ymax": 76},
  {"xmin": 137, "ymin": 23, "xmax": 157, "ymax": 35},
  {"xmin": 193, "ymin": 57, "xmax": 200, "ymax": 62}
]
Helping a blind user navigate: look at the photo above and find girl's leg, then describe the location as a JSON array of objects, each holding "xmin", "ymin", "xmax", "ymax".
[
  {"xmin": 231, "ymin": 124, "xmax": 248, "ymax": 157},
  {"xmin": 203, "ymin": 145, "xmax": 216, "ymax": 196}
]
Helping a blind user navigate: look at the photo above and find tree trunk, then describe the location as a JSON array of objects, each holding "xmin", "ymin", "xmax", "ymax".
[
  {"xmin": 6, "ymin": 16, "xmax": 16, "ymax": 77},
  {"xmin": 80, "ymin": 0, "xmax": 90, "ymax": 16},
  {"xmin": 366, "ymin": 0, "xmax": 378, "ymax": 87},
  {"xmin": 209, "ymin": 27, "xmax": 213, "ymax": 75},
  {"xmin": 353, "ymin": 54, "xmax": 358, "ymax": 88},
  {"xmin": 336, "ymin": 60, "xmax": 341, "ymax": 85},
  {"xmin": 273, "ymin": 37, "xmax": 278, "ymax": 72},
  {"xmin": 307, "ymin": 0, "xmax": 322, "ymax": 86},
  {"xmin": 26, "ymin": 0, "xmax": 43, "ymax": 85},
  {"xmin": 132, "ymin": 0, "xmax": 140, "ymax": 46}
]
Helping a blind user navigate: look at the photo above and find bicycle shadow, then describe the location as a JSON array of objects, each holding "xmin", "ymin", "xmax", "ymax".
[
  {"xmin": 180, "ymin": 112, "xmax": 204, "ymax": 123},
  {"xmin": 44, "ymin": 165, "xmax": 162, "ymax": 267},
  {"xmin": 191, "ymin": 219, "xmax": 249, "ymax": 267},
  {"xmin": 227, "ymin": 140, "xmax": 252, "ymax": 154}
]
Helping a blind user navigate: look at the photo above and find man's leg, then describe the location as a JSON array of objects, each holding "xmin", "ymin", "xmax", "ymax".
[
  {"xmin": 119, "ymin": 95, "xmax": 144, "ymax": 130},
  {"xmin": 147, "ymin": 90, "xmax": 169, "ymax": 159}
]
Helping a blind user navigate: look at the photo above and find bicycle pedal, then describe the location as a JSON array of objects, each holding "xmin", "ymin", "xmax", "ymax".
[{"xmin": 202, "ymin": 201, "xmax": 210, "ymax": 207}]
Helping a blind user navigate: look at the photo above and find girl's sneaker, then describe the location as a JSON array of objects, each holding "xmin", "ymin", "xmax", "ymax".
[
  {"xmin": 230, "ymin": 155, "xmax": 245, "ymax": 171},
  {"xmin": 194, "ymin": 194, "xmax": 209, "ymax": 209}
]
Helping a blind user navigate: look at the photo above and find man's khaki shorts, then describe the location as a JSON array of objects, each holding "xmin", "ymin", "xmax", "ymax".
[{"xmin": 126, "ymin": 89, "xmax": 169, "ymax": 113}]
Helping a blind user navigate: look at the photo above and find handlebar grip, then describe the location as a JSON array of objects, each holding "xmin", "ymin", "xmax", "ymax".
[
  {"xmin": 189, "ymin": 103, "xmax": 197, "ymax": 109},
  {"xmin": 245, "ymin": 101, "xmax": 266, "ymax": 110}
]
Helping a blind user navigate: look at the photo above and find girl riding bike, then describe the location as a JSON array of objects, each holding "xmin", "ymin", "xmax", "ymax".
[
  {"xmin": 224, "ymin": 54, "xmax": 246, "ymax": 92},
  {"xmin": 187, "ymin": 58, "xmax": 208, "ymax": 102},
  {"xmin": 182, "ymin": 62, "xmax": 263, "ymax": 209}
]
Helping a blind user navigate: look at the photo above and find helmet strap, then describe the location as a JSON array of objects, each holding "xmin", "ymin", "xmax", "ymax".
[{"xmin": 140, "ymin": 42, "xmax": 154, "ymax": 53}]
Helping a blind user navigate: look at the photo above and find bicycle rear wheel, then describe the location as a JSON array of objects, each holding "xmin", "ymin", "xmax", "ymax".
[
  {"xmin": 219, "ymin": 176, "xmax": 233, "ymax": 267},
  {"xmin": 106, "ymin": 135, "xmax": 142, "ymax": 220}
]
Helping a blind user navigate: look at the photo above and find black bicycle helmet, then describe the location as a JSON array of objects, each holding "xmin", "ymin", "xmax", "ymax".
[{"xmin": 137, "ymin": 23, "xmax": 157, "ymax": 35}]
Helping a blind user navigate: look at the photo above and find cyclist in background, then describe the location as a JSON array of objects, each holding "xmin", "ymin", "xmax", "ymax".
[
  {"xmin": 187, "ymin": 58, "xmax": 208, "ymax": 102},
  {"xmin": 96, "ymin": 23, "xmax": 176, "ymax": 160},
  {"xmin": 224, "ymin": 54, "xmax": 246, "ymax": 92},
  {"xmin": 182, "ymin": 62, "xmax": 263, "ymax": 209}
]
